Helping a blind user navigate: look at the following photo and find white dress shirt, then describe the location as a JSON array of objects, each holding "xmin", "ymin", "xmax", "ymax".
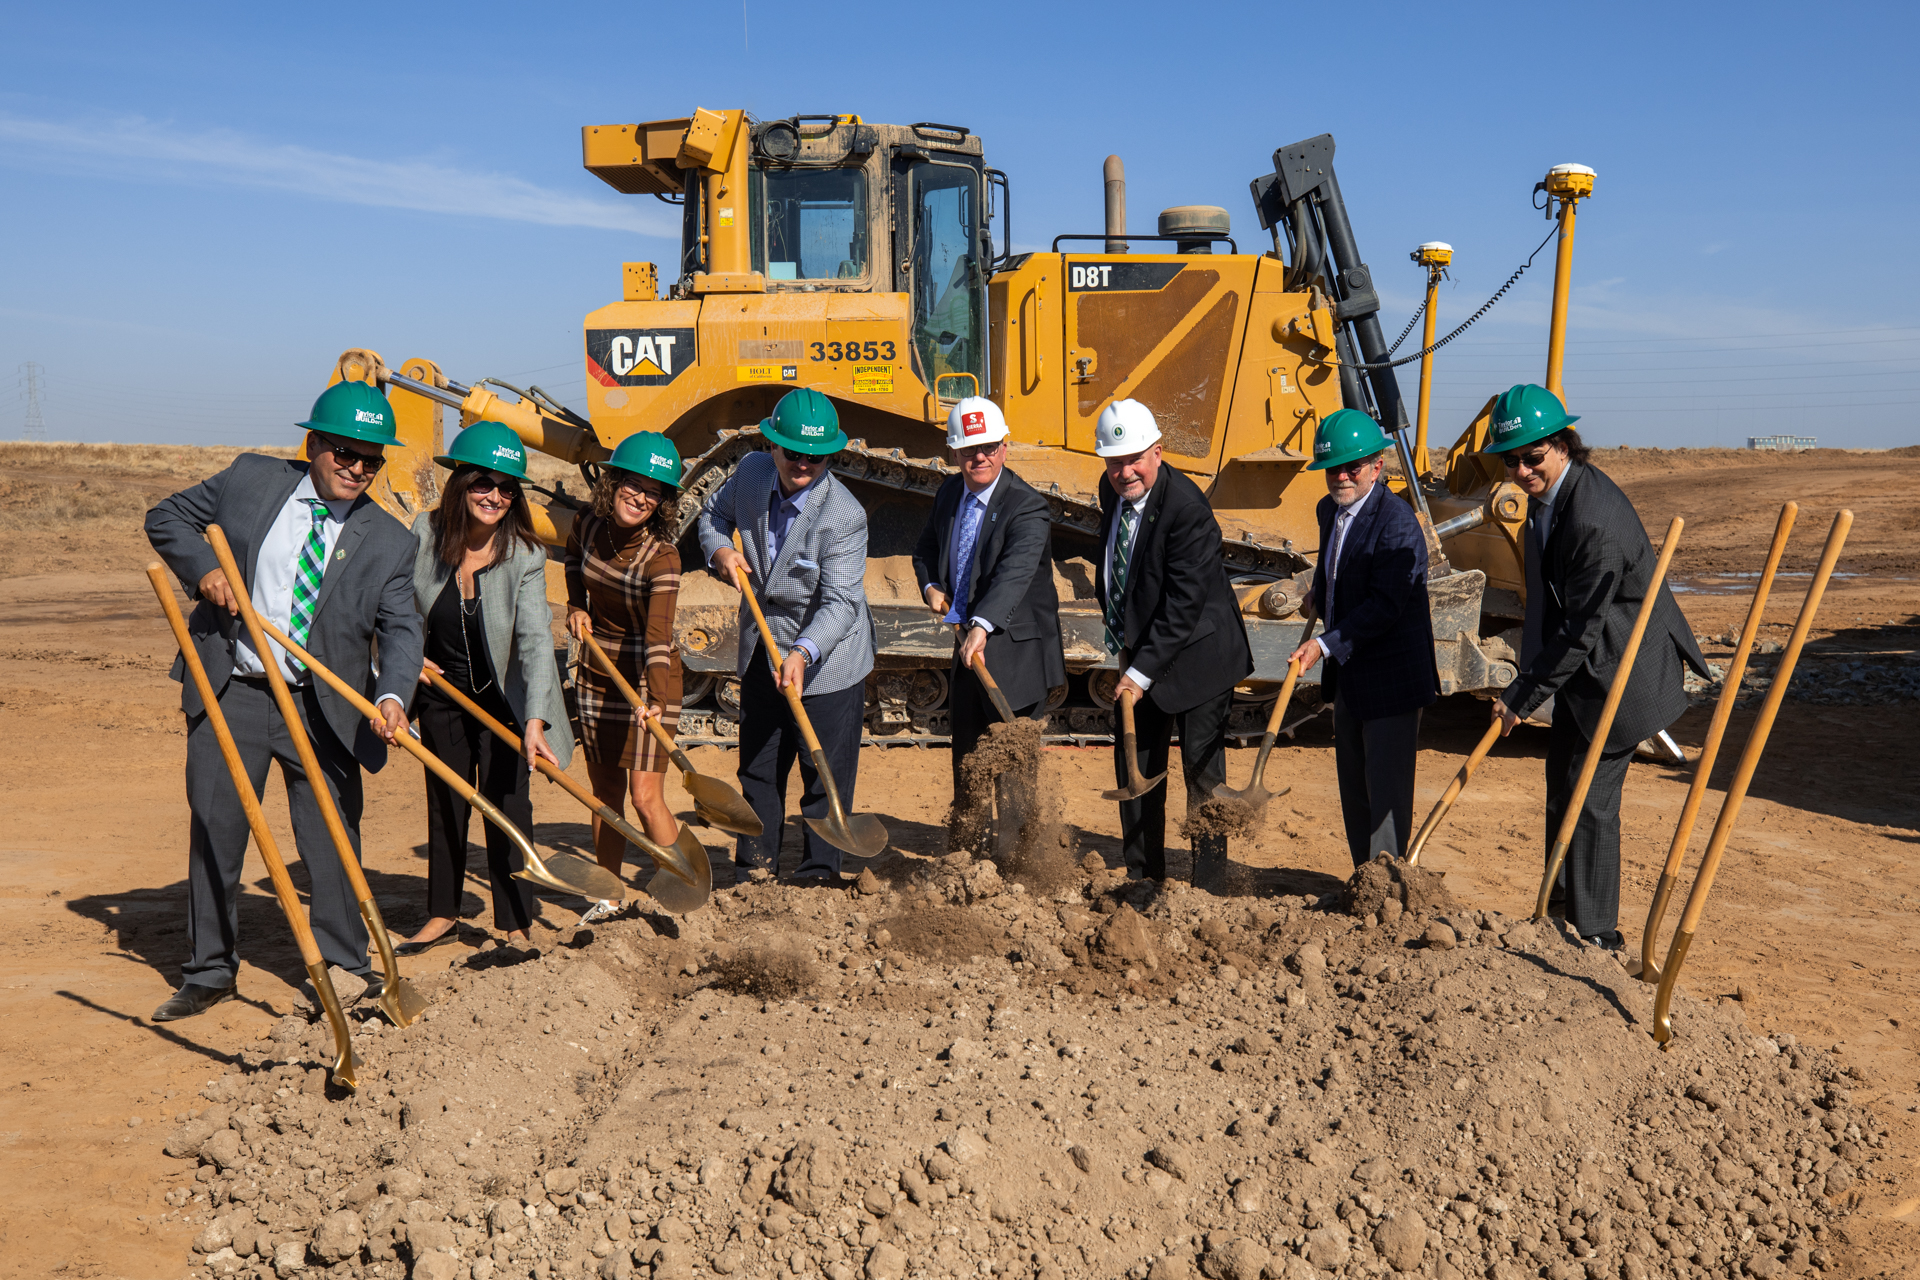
[
  {"xmin": 924, "ymin": 473, "xmax": 1002, "ymax": 634},
  {"xmin": 1533, "ymin": 461, "xmax": 1572, "ymax": 547},
  {"xmin": 235, "ymin": 476, "xmax": 351, "ymax": 682},
  {"xmin": 1315, "ymin": 479, "xmax": 1380, "ymax": 660},
  {"xmin": 1104, "ymin": 490, "xmax": 1154, "ymax": 690}
]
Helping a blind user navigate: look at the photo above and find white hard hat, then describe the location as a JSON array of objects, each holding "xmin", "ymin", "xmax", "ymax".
[
  {"xmin": 946, "ymin": 396, "xmax": 1009, "ymax": 449},
  {"xmin": 1094, "ymin": 398, "xmax": 1162, "ymax": 458}
]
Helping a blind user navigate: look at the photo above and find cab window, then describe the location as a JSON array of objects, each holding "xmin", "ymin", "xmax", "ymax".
[
  {"xmin": 911, "ymin": 163, "xmax": 984, "ymax": 392},
  {"xmin": 751, "ymin": 167, "xmax": 868, "ymax": 281}
]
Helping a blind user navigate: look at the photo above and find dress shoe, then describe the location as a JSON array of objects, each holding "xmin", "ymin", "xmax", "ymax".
[
  {"xmin": 152, "ymin": 982, "xmax": 237, "ymax": 1023},
  {"xmin": 396, "ymin": 929, "xmax": 457, "ymax": 957},
  {"xmin": 360, "ymin": 973, "xmax": 386, "ymax": 1003},
  {"xmin": 1582, "ymin": 930, "xmax": 1625, "ymax": 952}
]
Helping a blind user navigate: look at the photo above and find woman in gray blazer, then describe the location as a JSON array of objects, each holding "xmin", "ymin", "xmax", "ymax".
[{"xmin": 399, "ymin": 423, "xmax": 574, "ymax": 952}]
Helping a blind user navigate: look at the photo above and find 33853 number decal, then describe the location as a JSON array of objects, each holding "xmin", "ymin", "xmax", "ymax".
[{"xmin": 809, "ymin": 340, "xmax": 895, "ymax": 362}]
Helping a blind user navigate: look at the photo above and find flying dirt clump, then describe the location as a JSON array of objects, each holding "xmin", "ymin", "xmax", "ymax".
[
  {"xmin": 1344, "ymin": 852, "xmax": 1456, "ymax": 919},
  {"xmin": 948, "ymin": 715, "xmax": 1078, "ymax": 892},
  {"xmin": 705, "ymin": 944, "xmax": 820, "ymax": 1001}
]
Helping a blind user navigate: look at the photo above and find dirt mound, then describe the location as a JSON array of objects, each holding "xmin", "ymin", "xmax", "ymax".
[
  {"xmin": 155, "ymin": 879, "xmax": 1887, "ymax": 1280},
  {"xmin": 1345, "ymin": 854, "xmax": 1457, "ymax": 920}
]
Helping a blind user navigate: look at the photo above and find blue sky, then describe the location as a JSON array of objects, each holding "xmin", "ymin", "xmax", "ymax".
[{"xmin": 4, "ymin": 1, "xmax": 1916, "ymax": 448}]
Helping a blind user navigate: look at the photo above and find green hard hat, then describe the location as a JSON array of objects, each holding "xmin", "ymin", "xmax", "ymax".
[
  {"xmin": 435, "ymin": 421, "xmax": 528, "ymax": 480},
  {"xmin": 1307, "ymin": 408, "xmax": 1390, "ymax": 471},
  {"xmin": 605, "ymin": 431, "xmax": 684, "ymax": 488},
  {"xmin": 297, "ymin": 379, "xmax": 402, "ymax": 446},
  {"xmin": 1484, "ymin": 383, "xmax": 1579, "ymax": 454},
  {"xmin": 762, "ymin": 387, "xmax": 847, "ymax": 455}
]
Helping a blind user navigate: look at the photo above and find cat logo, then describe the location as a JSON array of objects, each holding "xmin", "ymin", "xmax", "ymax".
[{"xmin": 585, "ymin": 328, "xmax": 697, "ymax": 388}]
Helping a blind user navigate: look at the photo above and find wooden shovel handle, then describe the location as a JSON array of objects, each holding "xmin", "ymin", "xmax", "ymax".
[
  {"xmin": 578, "ymin": 630, "xmax": 682, "ymax": 760},
  {"xmin": 206, "ymin": 526, "xmax": 378, "ymax": 909},
  {"xmin": 1405, "ymin": 720, "xmax": 1502, "ymax": 867},
  {"xmin": 147, "ymin": 565, "xmax": 324, "ymax": 970},
  {"xmin": 730, "ymin": 563, "xmax": 831, "ymax": 756},
  {"xmin": 1535, "ymin": 516, "xmax": 1685, "ymax": 919}
]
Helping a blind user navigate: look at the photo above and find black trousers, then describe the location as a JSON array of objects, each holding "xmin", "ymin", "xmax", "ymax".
[
  {"xmin": 1544, "ymin": 695, "xmax": 1635, "ymax": 937},
  {"xmin": 182, "ymin": 677, "xmax": 369, "ymax": 987},
  {"xmin": 1332, "ymin": 693, "xmax": 1423, "ymax": 868},
  {"xmin": 416, "ymin": 685, "xmax": 535, "ymax": 932},
  {"xmin": 735, "ymin": 643, "xmax": 867, "ymax": 880},
  {"xmin": 1115, "ymin": 684, "xmax": 1234, "ymax": 883},
  {"xmin": 948, "ymin": 662, "xmax": 1045, "ymax": 856}
]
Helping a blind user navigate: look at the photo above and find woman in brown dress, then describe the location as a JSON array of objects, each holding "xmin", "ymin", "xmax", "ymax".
[{"xmin": 565, "ymin": 431, "xmax": 685, "ymax": 925}]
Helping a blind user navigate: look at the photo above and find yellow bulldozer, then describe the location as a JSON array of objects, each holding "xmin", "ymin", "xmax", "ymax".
[{"xmin": 337, "ymin": 108, "xmax": 1593, "ymax": 743}]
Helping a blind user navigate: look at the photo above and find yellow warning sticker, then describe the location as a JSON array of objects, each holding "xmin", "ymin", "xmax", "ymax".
[
  {"xmin": 851, "ymin": 364, "xmax": 894, "ymax": 394},
  {"xmin": 737, "ymin": 363, "xmax": 798, "ymax": 383},
  {"xmin": 717, "ymin": 206, "xmax": 735, "ymax": 227}
]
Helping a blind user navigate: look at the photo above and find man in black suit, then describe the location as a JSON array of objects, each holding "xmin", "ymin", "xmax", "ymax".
[
  {"xmin": 1288, "ymin": 410, "xmax": 1440, "ymax": 867},
  {"xmin": 145, "ymin": 380, "xmax": 424, "ymax": 1020},
  {"xmin": 1094, "ymin": 398, "xmax": 1254, "ymax": 886},
  {"xmin": 1487, "ymin": 383, "xmax": 1708, "ymax": 948},
  {"xmin": 913, "ymin": 398, "xmax": 1066, "ymax": 851}
]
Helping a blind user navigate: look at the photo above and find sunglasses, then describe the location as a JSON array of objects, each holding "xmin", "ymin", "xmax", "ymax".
[
  {"xmin": 1327, "ymin": 458, "xmax": 1378, "ymax": 477},
  {"xmin": 774, "ymin": 447, "xmax": 822, "ymax": 463},
  {"xmin": 1501, "ymin": 447, "xmax": 1554, "ymax": 471},
  {"xmin": 317, "ymin": 438, "xmax": 386, "ymax": 474},
  {"xmin": 469, "ymin": 474, "xmax": 521, "ymax": 498}
]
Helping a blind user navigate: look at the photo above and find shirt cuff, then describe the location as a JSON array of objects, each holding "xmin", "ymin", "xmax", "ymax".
[
  {"xmin": 1123, "ymin": 666, "xmax": 1153, "ymax": 692},
  {"xmin": 375, "ymin": 693, "xmax": 405, "ymax": 713},
  {"xmin": 924, "ymin": 582, "xmax": 945, "ymax": 602},
  {"xmin": 1314, "ymin": 637, "xmax": 1331, "ymax": 661},
  {"xmin": 968, "ymin": 617, "xmax": 994, "ymax": 634},
  {"xmin": 795, "ymin": 639, "xmax": 821, "ymax": 666}
]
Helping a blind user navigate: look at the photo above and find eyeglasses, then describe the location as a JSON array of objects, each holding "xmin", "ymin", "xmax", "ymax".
[
  {"xmin": 469, "ymin": 474, "xmax": 521, "ymax": 498},
  {"xmin": 955, "ymin": 442, "xmax": 1005, "ymax": 462},
  {"xmin": 1501, "ymin": 447, "xmax": 1554, "ymax": 471},
  {"xmin": 317, "ymin": 438, "xmax": 386, "ymax": 474},
  {"xmin": 615, "ymin": 476, "xmax": 664, "ymax": 500}
]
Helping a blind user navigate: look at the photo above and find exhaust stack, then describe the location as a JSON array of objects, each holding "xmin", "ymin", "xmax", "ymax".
[{"xmin": 1104, "ymin": 155, "xmax": 1127, "ymax": 254}]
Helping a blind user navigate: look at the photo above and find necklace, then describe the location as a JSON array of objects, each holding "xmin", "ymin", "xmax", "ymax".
[{"xmin": 457, "ymin": 581, "xmax": 492, "ymax": 695}]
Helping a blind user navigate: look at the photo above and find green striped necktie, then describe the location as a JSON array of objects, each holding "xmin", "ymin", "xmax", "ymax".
[
  {"xmin": 1104, "ymin": 504, "xmax": 1139, "ymax": 654},
  {"xmin": 286, "ymin": 499, "xmax": 329, "ymax": 672}
]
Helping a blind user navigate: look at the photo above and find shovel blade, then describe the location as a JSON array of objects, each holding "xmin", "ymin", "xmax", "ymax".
[
  {"xmin": 515, "ymin": 850, "xmax": 626, "ymax": 901},
  {"xmin": 647, "ymin": 833, "xmax": 713, "ymax": 915},
  {"xmin": 379, "ymin": 978, "xmax": 431, "ymax": 1028},
  {"xmin": 1101, "ymin": 769, "xmax": 1168, "ymax": 802},
  {"xmin": 684, "ymin": 774, "xmax": 764, "ymax": 837},
  {"xmin": 305, "ymin": 962, "xmax": 359, "ymax": 1092},
  {"xmin": 804, "ymin": 811, "xmax": 890, "ymax": 859}
]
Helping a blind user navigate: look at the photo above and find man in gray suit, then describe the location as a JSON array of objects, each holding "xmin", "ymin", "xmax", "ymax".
[
  {"xmin": 145, "ymin": 380, "xmax": 424, "ymax": 1020},
  {"xmin": 1488, "ymin": 383, "xmax": 1708, "ymax": 950},
  {"xmin": 698, "ymin": 388, "xmax": 877, "ymax": 886}
]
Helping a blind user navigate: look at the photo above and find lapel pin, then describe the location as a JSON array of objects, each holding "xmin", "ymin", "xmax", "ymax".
[{"xmin": 335, "ymin": 550, "xmax": 346, "ymax": 561}]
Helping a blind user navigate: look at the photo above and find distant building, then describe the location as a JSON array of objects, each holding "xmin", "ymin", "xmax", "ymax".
[{"xmin": 1748, "ymin": 434, "xmax": 1817, "ymax": 451}]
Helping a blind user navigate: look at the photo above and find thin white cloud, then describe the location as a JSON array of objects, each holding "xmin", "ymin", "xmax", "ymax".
[{"xmin": 0, "ymin": 113, "xmax": 675, "ymax": 237}]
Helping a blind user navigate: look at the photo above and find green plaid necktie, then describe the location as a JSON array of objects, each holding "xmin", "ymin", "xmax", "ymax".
[
  {"xmin": 286, "ymin": 499, "xmax": 329, "ymax": 671},
  {"xmin": 1104, "ymin": 504, "xmax": 1139, "ymax": 654}
]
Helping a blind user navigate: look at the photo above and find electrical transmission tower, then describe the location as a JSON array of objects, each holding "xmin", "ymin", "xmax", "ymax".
[{"xmin": 18, "ymin": 362, "xmax": 46, "ymax": 441}]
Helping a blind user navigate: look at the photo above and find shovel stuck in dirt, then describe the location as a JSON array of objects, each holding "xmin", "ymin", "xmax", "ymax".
[
  {"xmin": 1533, "ymin": 517, "xmax": 1686, "ymax": 921},
  {"xmin": 1634, "ymin": 502, "xmax": 1797, "ymax": 983},
  {"xmin": 1211, "ymin": 610, "xmax": 1315, "ymax": 818},
  {"xmin": 1652, "ymin": 510, "xmax": 1851, "ymax": 1044},
  {"xmin": 147, "ymin": 564, "xmax": 359, "ymax": 1088},
  {"xmin": 731, "ymin": 565, "xmax": 889, "ymax": 859},
  {"xmin": 1102, "ymin": 687, "xmax": 1168, "ymax": 802},
  {"xmin": 1404, "ymin": 719, "xmax": 1503, "ymax": 868},
  {"xmin": 575, "ymin": 631, "xmax": 761, "ymax": 840},
  {"xmin": 204, "ymin": 528, "xmax": 430, "ymax": 1029},
  {"xmin": 421, "ymin": 669, "xmax": 711, "ymax": 915}
]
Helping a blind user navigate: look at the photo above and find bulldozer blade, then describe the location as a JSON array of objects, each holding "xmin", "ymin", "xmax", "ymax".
[
  {"xmin": 646, "ymin": 828, "xmax": 713, "ymax": 915},
  {"xmin": 1101, "ymin": 691, "xmax": 1166, "ymax": 802},
  {"xmin": 680, "ymin": 767, "xmax": 764, "ymax": 838},
  {"xmin": 802, "ymin": 748, "xmax": 890, "ymax": 858},
  {"xmin": 306, "ymin": 961, "xmax": 360, "ymax": 1092},
  {"xmin": 358, "ymin": 898, "xmax": 428, "ymax": 1028}
]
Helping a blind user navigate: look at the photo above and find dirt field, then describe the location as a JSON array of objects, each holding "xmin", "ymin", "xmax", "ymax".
[{"xmin": 1, "ymin": 442, "xmax": 1916, "ymax": 1280}]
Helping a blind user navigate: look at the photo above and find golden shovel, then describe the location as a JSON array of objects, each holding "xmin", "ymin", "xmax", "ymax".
[
  {"xmin": 575, "ymin": 630, "xmax": 761, "ymax": 838},
  {"xmin": 204, "ymin": 527, "xmax": 427, "ymax": 1029},
  {"xmin": 421, "ymin": 668, "xmax": 710, "ymax": 915},
  {"xmin": 1101, "ymin": 687, "xmax": 1168, "ymax": 802},
  {"xmin": 1652, "ymin": 510, "xmax": 1850, "ymax": 1044},
  {"xmin": 227, "ymin": 602, "xmax": 625, "ymax": 904},
  {"xmin": 1210, "ymin": 608, "xmax": 1315, "ymax": 818},
  {"xmin": 1634, "ymin": 502, "xmax": 1796, "ymax": 982},
  {"xmin": 147, "ymin": 565, "xmax": 358, "ymax": 1089},
  {"xmin": 1533, "ymin": 516, "xmax": 1685, "ymax": 920},
  {"xmin": 732, "ymin": 564, "xmax": 888, "ymax": 858},
  {"xmin": 1405, "ymin": 719, "xmax": 1503, "ymax": 868},
  {"xmin": 951, "ymin": 625, "xmax": 1019, "ymax": 725}
]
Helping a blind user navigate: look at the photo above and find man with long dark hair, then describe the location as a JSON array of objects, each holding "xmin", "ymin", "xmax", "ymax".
[{"xmin": 1487, "ymin": 383, "xmax": 1708, "ymax": 950}]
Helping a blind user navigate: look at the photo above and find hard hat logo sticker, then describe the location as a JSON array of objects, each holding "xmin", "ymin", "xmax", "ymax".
[
  {"xmin": 355, "ymin": 409, "xmax": 384, "ymax": 425},
  {"xmin": 961, "ymin": 411, "xmax": 986, "ymax": 437}
]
